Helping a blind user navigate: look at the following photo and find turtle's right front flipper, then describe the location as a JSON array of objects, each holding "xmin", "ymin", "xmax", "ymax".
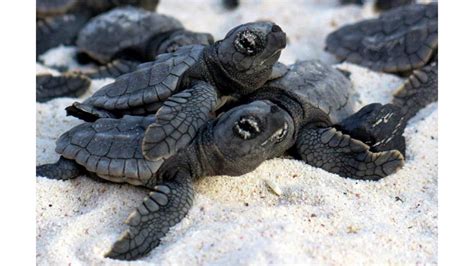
[
  {"xmin": 142, "ymin": 82, "xmax": 218, "ymax": 160},
  {"xmin": 295, "ymin": 126, "xmax": 404, "ymax": 181},
  {"xmin": 36, "ymin": 156, "xmax": 84, "ymax": 180},
  {"xmin": 105, "ymin": 172, "xmax": 194, "ymax": 260}
]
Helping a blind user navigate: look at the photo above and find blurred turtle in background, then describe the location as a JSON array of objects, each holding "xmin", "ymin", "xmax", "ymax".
[{"xmin": 326, "ymin": 2, "xmax": 438, "ymax": 120}]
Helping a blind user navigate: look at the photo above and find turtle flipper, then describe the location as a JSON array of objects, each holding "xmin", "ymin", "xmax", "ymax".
[
  {"xmin": 337, "ymin": 103, "xmax": 406, "ymax": 155},
  {"xmin": 65, "ymin": 102, "xmax": 116, "ymax": 122},
  {"xmin": 105, "ymin": 174, "xmax": 194, "ymax": 260},
  {"xmin": 36, "ymin": 156, "xmax": 84, "ymax": 180},
  {"xmin": 295, "ymin": 126, "xmax": 404, "ymax": 181},
  {"xmin": 392, "ymin": 60, "xmax": 438, "ymax": 120},
  {"xmin": 36, "ymin": 74, "xmax": 91, "ymax": 103},
  {"xmin": 142, "ymin": 82, "xmax": 218, "ymax": 160},
  {"xmin": 84, "ymin": 59, "xmax": 141, "ymax": 79}
]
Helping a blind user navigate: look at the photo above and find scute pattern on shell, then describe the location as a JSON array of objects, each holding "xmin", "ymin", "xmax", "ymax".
[
  {"xmin": 326, "ymin": 3, "xmax": 437, "ymax": 73},
  {"xmin": 266, "ymin": 60, "xmax": 357, "ymax": 123},
  {"xmin": 55, "ymin": 115, "xmax": 163, "ymax": 185},
  {"xmin": 77, "ymin": 6, "xmax": 183, "ymax": 63}
]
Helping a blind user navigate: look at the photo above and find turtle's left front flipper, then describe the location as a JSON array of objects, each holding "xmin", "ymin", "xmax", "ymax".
[
  {"xmin": 36, "ymin": 74, "xmax": 91, "ymax": 103},
  {"xmin": 392, "ymin": 60, "xmax": 438, "ymax": 120},
  {"xmin": 295, "ymin": 126, "xmax": 404, "ymax": 181},
  {"xmin": 337, "ymin": 103, "xmax": 406, "ymax": 156},
  {"xmin": 142, "ymin": 82, "xmax": 218, "ymax": 160},
  {"xmin": 105, "ymin": 172, "xmax": 194, "ymax": 260}
]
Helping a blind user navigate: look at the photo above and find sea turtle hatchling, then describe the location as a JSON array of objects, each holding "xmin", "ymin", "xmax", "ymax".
[
  {"xmin": 325, "ymin": 2, "xmax": 438, "ymax": 120},
  {"xmin": 66, "ymin": 21, "xmax": 287, "ymax": 160},
  {"xmin": 74, "ymin": 6, "xmax": 214, "ymax": 79},
  {"xmin": 36, "ymin": 59, "xmax": 405, "ymax": 260},
  {"xmin": 36, "ymin": 0, "xmax": 160, "ymax": 57}
]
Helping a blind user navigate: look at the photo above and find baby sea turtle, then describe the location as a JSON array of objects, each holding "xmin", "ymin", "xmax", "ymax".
[
  {"xmin": 36, "ymin": 59, "xmax": 405, "ymax": 260},
  {"xmin": 326, "ymin": 2, "xmax": 438, "ymax": 120},
  {"xmin": 108, "ymin": 60, "xmax": 405, "ymax": 259},
  {"xmin": 66, "ymin": 21, "xmax": 287, "ymax": 160},
  {"xmin": 36, "ymin": 0, "xmax": 160, "ymax": 57},
  {"xmin": 76, "ymin": 6, "xmax": 214, "ymax": 79}
]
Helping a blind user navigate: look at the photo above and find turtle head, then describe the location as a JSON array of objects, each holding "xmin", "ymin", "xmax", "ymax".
[
  {"xmin": 158, "ymin": 30, "xmax": 214, "ymax": 54},
  {"xmin": 216, "ymin": 21, "xmax": 286, "ymax": 87},
  {"xmin": 209, "ymin": 100, "xmax": 295, "ymax": 176}
]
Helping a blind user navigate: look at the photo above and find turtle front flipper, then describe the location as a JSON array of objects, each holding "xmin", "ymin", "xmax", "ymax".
[
  {"xmin": 392, "ymin": 60, "xmax": 438, "ymax": 121},
  {"xmin": 36, "ymin": 156, "xmax": 85, "ymax": 180},
  {"xmin": 337, "ymin": 103, "xmax": 406, "ymax": 156},
  {"xmin": 36, "ymin": 73, "xmax": 91, "ymax": 103},
  {"xmin": 105, "ymin": 173, "xmax": 194, "ymax": 260},
  {"xmin": 142, "ymin": 82, "xmax": 218, "ymax": 160},
  {"xmin": 83, "ymin": 59, "xmax": 141, "ymax": 79},
  {"xmin": 295, "ymin": 126, "xmax": 404, "ymax": 181}
]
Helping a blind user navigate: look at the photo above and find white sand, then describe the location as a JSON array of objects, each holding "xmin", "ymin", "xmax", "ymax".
[{"xmin": 36, "ymin": 0, "xmax": 438, "ymax": 264}]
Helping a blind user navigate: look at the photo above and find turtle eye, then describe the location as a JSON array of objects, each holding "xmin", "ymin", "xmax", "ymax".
[
  {"xmin": 233, "ymin": 116, "xmax": 261, "ymax": 140},
  {"xmin": 234, "ymin": 30, "xmax": 261, "ymax": 55}
]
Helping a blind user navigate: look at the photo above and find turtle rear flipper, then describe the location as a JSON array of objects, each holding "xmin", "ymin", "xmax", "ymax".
[
  {"xmin": 142, "ymin": 82, "xmax": 218, "ymax": 160},
  {"xmin": 36, "ymin": 156, "xmax": 84, "ymax": 180},
  {"xmin": 105, "ymin": 172, "xmax": 194, "ymax": 260},
  {"xmin": 84, "ymin": 59, "xmax": 141, "ymax": 79},
  {"xmin": 295, "ymin": 126, "xmax": 404, "ymax": 181},
  {"xmin": 392, "ymin": 60, "xmax": 438, "ymax": 120},
  {"xmin": 36, "ymin": 73, "xmax": 91, "ymax": 103},
  {"xmin": 65, "ymin": 102, "xmax": 115, "ymax": 122},
  {"xmin": 337, "ymin": 103, "xmax": 406, "ymax": 155}
]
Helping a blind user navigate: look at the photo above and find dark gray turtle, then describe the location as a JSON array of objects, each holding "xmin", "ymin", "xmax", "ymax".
[
  {"xmin": 36, "ymin": 60, "xmax": 405, "ymax": 260},
  {"xmin": 76, "ymin": 6, "xmax": 214, "ymax": 78},
  {"xmin": 326, "ymin": 2, "xmax": 438, "ymax": 120},
  {"xmin": 66, "ymin": 21, "xmax": 287, "ymax": 159},
  {"xmin": 36, "ymin": 0, "xmax": 160, "ymax": 57}
]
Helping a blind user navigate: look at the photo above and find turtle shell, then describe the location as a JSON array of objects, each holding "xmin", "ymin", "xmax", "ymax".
[
  {"xmin": 266, "ymin": 60, "xmax": 357, "ymax": 123},
  {"xmin": 82, "ymin": 45, "xmax": 204, "ymax": 116},
  {"xmin": 326, "ymin": 3, "xmax": 437, "ymax": 73},
  {"xmin": 77, "ymin": 6, "xmax": 183, "ymax": 63},
  {"xmin": 55, "ymin": 115, "xmax": 162, "ymax": 185}
]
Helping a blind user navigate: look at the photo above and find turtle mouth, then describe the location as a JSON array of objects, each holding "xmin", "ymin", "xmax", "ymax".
[{"xmin": 233, "ymin": 116, "xmax": 262, "ymax": 140}]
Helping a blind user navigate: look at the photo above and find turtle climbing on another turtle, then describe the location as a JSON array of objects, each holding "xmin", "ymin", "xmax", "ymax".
[
  {"xmin": 66, "ymin": 21, "xmax": 287, "ymax": 160},
  {"xmin": 325, "ymin": 2, "xmax": 438, "ymax": 120},
  {"xmin": 36, "ymin": 59, "xmax": 406, "ymax": 260}
]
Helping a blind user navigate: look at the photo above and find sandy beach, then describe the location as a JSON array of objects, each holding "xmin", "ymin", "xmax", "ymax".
[{"xmin": 36, "ymin": 0, "xmax": 438, "ymax": 264}]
